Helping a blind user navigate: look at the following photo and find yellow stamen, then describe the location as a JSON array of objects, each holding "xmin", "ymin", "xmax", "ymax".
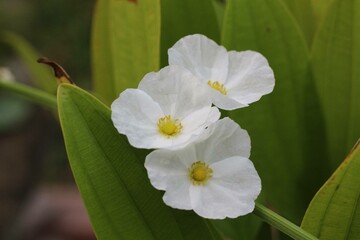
[
  {"xmin": 189, "ymin": 161, "xmax": 213, "ymax": 185},
  {"xmin": 157, "ymin": 115, "xmax": 182, "ymax": 137},
  {"xmin": 207, "ymin": 80, "xmax": 227, "ymax": 95}
]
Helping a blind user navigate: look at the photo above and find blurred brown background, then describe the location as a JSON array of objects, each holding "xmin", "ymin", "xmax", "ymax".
[{"xmin": 0, "ymin": 1, "xmax": 97, "ymax": 239}]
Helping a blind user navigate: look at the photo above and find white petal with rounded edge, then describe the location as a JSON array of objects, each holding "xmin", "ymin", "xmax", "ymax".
[
  {"xmin": 181, "ymin": 107, "xmax": 220, "ymax": 136},
  {"xmin": 190, "ymin": 183, "xmax": 250, "ymax": 219},
  {"xmin": 145, "ymin": 146, "xmax": 197, "ymax": 188},
  {"xmin": 139, "ymin": 65, "xmax": 213, "ymax": 118},
  {"xmin": 207, "ymin": 86, "xmax": 247, "ymax": 110},
  {"xmin": 163, "ymin": 177, "xmax": 192, "ymax": 210},
  {"xmin": 136, "ymin": 65, "xmax": 220, "ymax": 149},
  {"xmin": 171, "ymin": 80, "xmax": 212, "ymax": 120},
  {"xmin": 211, "ymin": 156, "xmax": 261, "ymax": 201},
  {"xmin": 145, "ymin": 149, "xmax": 187, "ymax": 190},
  {"xmin": 189, "ymin": 156, "xmax": 261, "ymax": 219},
  {"xmin": 226, "ymin": 50, "xmax": 275, "ymax": 105},
  {"xmin": 168, "ymin": 34, "xmax": 229, "ymax": 83},
  {"xmin": 145, "ymin": 148, "xmax": 196, "ymax": 210},
  {"xmin": 111, "ymin": 89, "xmax": 165, "ymax": 149},
  {"xmin": 195, "ymin": 118, "xmax": 251, "ymax": 164}
]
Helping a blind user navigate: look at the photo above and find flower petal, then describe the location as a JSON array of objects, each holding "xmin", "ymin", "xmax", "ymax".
[
  {"xmin": 181, "ymin": 106, "xmax": 220, "ymax": 136},
  {"xmin": 208, "ymin": 87, "xmax": 247, "ymax": 110},
  {"xmin": 145, "ymin": 148, "xmax": 197, "ymax": 210},
  {"xmin": 211, "ymin": 156, "xmax": 261, "ymax": 201},
  {"xmin": 226, "ymin": 50, "xmax": 275, "ymax": 105},
  {"xmin": 111, "ymin": 89, "xmax": 166, "ymax": 149},
  {"xmin": 139, "ymin": 65, "xmax": 213, "ymax": 117},
  {"xmin": 168, "ymin": 34, "xmax": 229, "ymax": 83},
  {"xmin": 139, "ymin": 66, "xmax": 197, "ymax": 114},
  {"xmin": 195, "ymin": 118, "xmax": 251, "ymax": 164},
  {"xmin": 145, "ymin": 149, "xmax": 188, "ymax": 190},
  {"xmin": 145, "ymin": 145, "xmax": 197, "ymax": 186},
  {"xmin": 189, "ymin": 156, "xmax": 261, "ymax": 219},
  {"xmin": 162, "ymin": 177, "xmax": 192, "ymax": 210},
  {"xmin": 138, "ymin": 65, "xmax": 220, "ymax": 149}
]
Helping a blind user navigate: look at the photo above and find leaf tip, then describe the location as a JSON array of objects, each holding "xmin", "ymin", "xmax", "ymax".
[{"xmin": 37, "ymin": 57, "xmax": 75, "ymax": 85}]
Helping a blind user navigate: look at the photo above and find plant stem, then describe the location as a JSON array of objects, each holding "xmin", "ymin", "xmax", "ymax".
[
  {"xmin": 253, "ymin": 203, "xmax": 318, "ymax": 240},
  {"xmin": 0, "ymin": 80, "xmax": 57, "ymax": 109}
]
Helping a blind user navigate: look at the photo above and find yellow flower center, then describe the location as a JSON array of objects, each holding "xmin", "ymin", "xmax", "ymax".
[
  {"xmin": 157, "ymin": 115, "xmax": 182, "ymax": 137},
  {"xmin": 189, "ymin": 161, "xmax": 213, "ymax": 185},
  {"xmin": 207, "ymin": 80, "xmax": 227, "ymax": 95}
]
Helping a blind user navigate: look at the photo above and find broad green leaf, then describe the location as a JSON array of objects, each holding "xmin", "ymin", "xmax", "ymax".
[
  {"xmin": 222, "ymin": 0, "xmax": 329, "ymax": 224},
  {"xmin": 301, "ymin": 141, "xmax": 360, "ymax": 239},
  {"xmin": 212, "ymin": 0, "xmax": 226, "ymax": 30},
  {"xmin": 92, "ymin": 0, "xmax": 160, "ymax": 105},
  {"xmin": 57, "ymin": 84, "xmax": 219, "ymax": 240},
  {"xmin": 311, "ymin": 0, "xmax": 360, "ymax": 169},
  {"xmin": 1, "ymin": 32, "xmax": 56, "ymax": 93},
  {"xmin": 160, "ymin": 0, "xmax": 220, "ymax": 67},
  {"xmin": 281, "ymin": 0, "xmax": 315, "ymax": 45},
  {"xmin": 310, "ymin": 0, "xmax": 334, "ymax": 30}
]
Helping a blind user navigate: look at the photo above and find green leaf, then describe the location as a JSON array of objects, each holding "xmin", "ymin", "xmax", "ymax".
[
  {"xmin": 212, "ymin": 0, "xmax": 226, "ymax": 30},
  {"xmin": 92, "ymin": 0, "xmax": 160, "ymax": 105},
  {"xmin": 1, "ymin": 32, "xmax": 56, "ymax": 93},
  {"xmin": 222, "ymin": 0, "xmax": 328, "ymax": 224},
  {"xmin": 57, "ymin": 84, "xmax": 219, "ymax": 240},
  {"xmin": 213, "ymin": 214, "xmax": 263, "ymax": 240},
  {"xmin": 160, "ymin": 0, "xmax": 220, "ymax": 67},
  {"xmin": 301, "ymin": 141, "xmax": 360, "ymax": 239},
  {"xmin": 281, "ymin": 0, "xmax": 315, "ymax": 45},
  {"xmin": 311, "ymin": 0, "xmax": 360, "ymax": 169},
  {"xmin": 310, "ymin": 0, "xmax": 334, "ymax": 30}
]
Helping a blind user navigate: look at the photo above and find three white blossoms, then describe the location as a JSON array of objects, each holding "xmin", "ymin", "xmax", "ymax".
[{"xmin": 111, "ymin": 34, "xmax": 275, "ymax": 219}]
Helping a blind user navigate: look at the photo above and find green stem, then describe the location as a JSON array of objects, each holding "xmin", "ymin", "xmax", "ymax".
[
  {"xmin": 0, "ymin": 80, "xmax": 57, "ymax": 109},
  {"xmin": 253, "ymin": 203, "xmax": 318, "ymax": 240}
]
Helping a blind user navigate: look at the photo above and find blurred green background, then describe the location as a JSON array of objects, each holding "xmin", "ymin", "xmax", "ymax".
[{"xmin": 0, "ymin": 1, "xmax": 95, "ymax": 239}]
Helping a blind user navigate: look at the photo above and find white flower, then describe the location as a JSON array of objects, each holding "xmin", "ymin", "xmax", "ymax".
[
  {"xmin": 168, "ymin": 34, "xmax": 275, "ymax": 110},
  {"xmin": 111, "ymin": 66, "xmax": 220, "ymax": 149},
  {"xmin": 145, "ymin": 117, "xmax": 261, "ymax": 219}
]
